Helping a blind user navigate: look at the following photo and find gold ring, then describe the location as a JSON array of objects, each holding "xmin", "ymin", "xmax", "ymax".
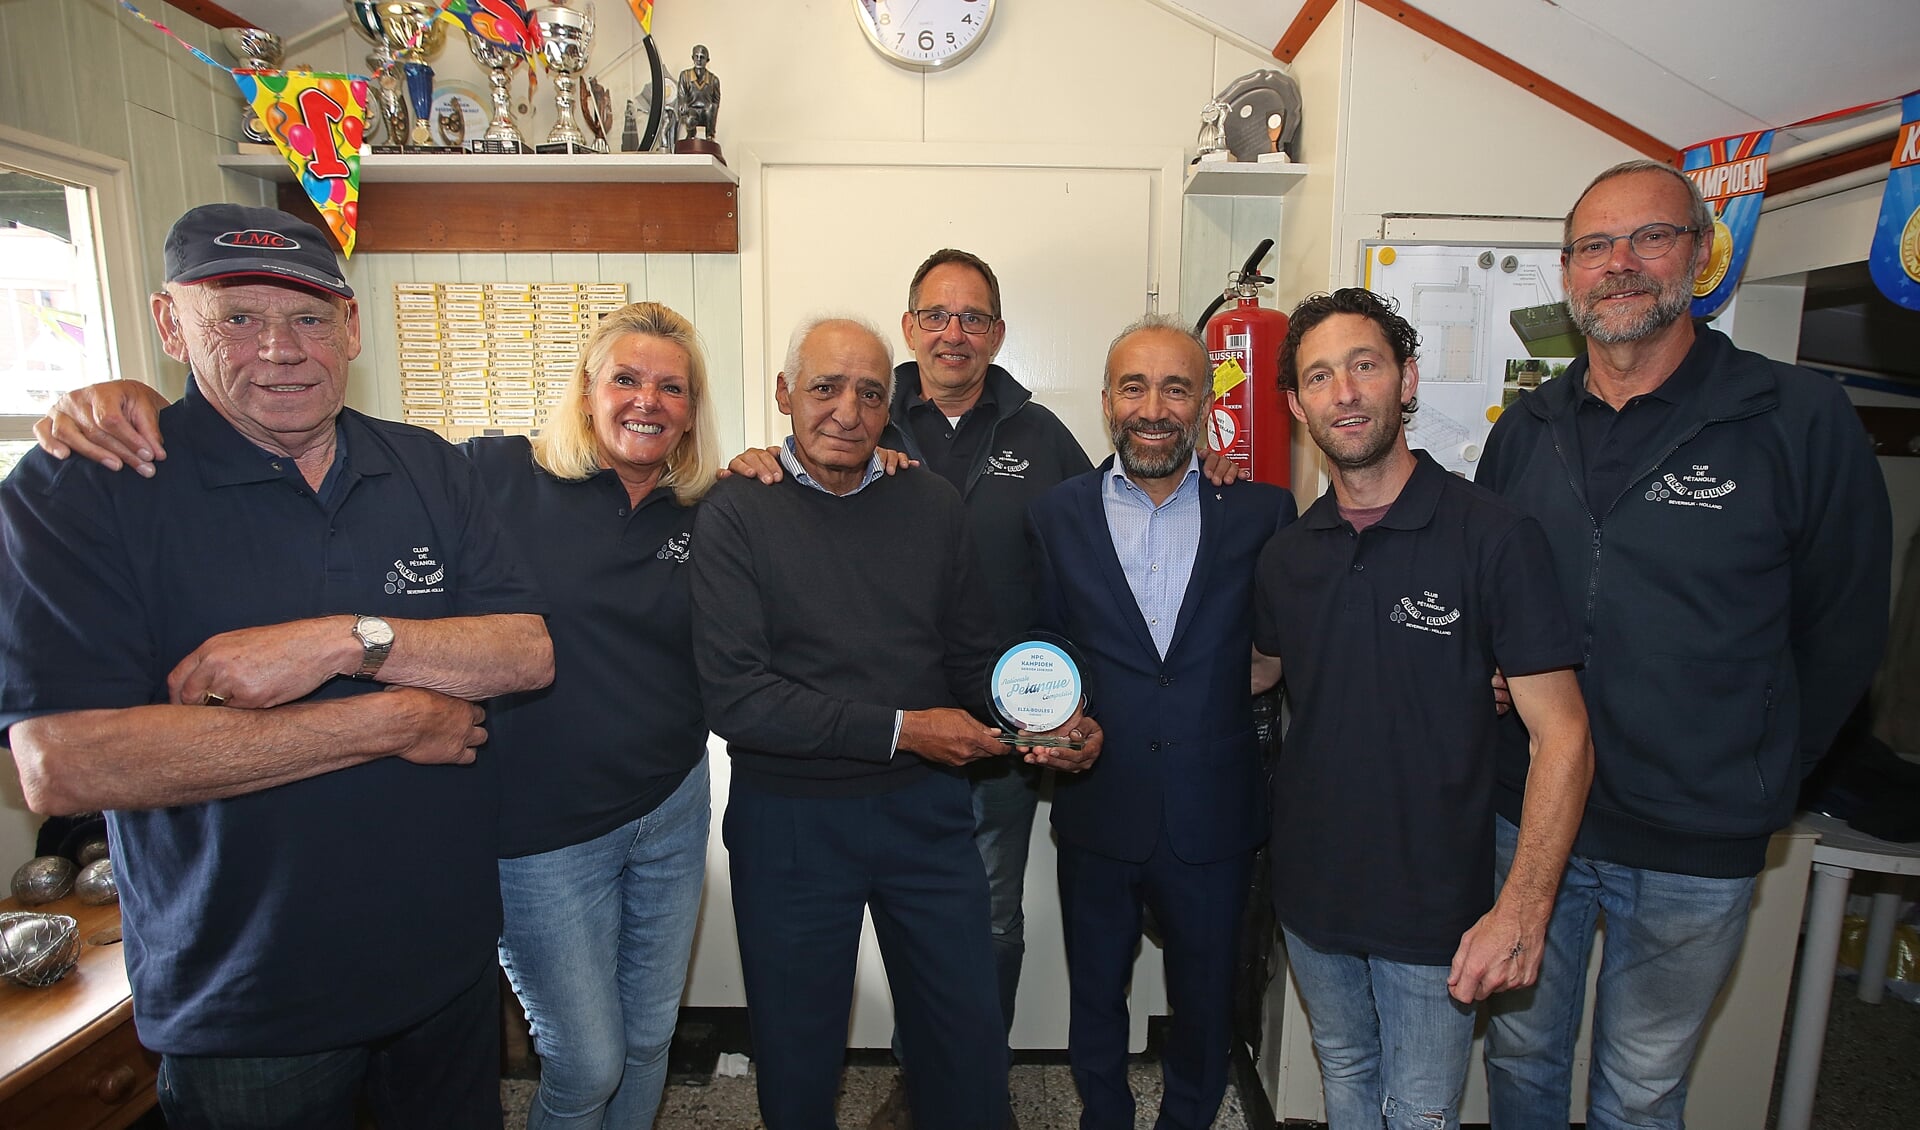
[{"xmin": 203, "ymin": 692, "xmax": 228, "ymax": 707}]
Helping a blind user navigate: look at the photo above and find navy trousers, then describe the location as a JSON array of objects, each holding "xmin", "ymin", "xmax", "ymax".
[
  {"xmin": 1058, "ymin": 835, "xmax": 1252, "ymax": 1130},
  {"xmin": 725, "ymin": 769, "xmax": 1007, "ymax": 1130}
]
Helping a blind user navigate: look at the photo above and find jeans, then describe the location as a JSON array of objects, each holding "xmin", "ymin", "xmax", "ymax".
[
  {"xmin": 1483, "ymin": 815, "xmax": 1756, "ymax": 1130},
  {"xmin": 1281, "ymin": 928, "xmax": 1476, "ymax": 1130},
  {"xmin": 497, "ymin": 756, "xmax": 710, "ymax": 1130},
  {"xmin": 156, "ymin": 967, "xmax": 501, "ymax": 1130}
]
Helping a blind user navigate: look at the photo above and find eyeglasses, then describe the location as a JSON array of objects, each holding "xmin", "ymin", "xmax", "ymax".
[
  {"xmin": 911, "ymin": 309, "xmax": 997, "ymax": 334},
  {"xmin": 1563, "ymin": 222, "xmax": 1700, "ymax": 268}
]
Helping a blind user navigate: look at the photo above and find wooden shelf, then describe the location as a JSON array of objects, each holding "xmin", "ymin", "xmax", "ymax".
[
  {"xmin": 222, "ymin": 151, "xmax": 740, "ymax": 254},
  {"xmin": 1182, "ymin": 161, "xmax": 1309, "ymax": 198},
  {"xmin": 218, "ymin": 151, "xmax": 739, "ymax": 186}
]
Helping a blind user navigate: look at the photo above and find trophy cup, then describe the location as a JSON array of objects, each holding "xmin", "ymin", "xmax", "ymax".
[
  {"xmin": 221, "ymin": 27, "xmax": 284, "ymax": 145},
  {"xmin": 346, "ymin": 1, "xmax": 407, "ymax": 152},
  {"xmin": 376, "ymin": 1, "xmax": 448, "ymax": 151},
  {"xmin": 532, "ymin": 1, "xmax": 595, "ymax": 153},
  {"xmin": 467, "ymin": 33, "xmax": 528, "ymax": 152}
]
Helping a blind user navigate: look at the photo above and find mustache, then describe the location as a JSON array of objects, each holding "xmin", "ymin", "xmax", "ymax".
[
  {"xmin": 1124, "ymin": 418, "xmax": 1182, "ymax": 435},
  {"xmin": 1587, "ymin": 273, "xmax": 1656, "ymax": 299}
]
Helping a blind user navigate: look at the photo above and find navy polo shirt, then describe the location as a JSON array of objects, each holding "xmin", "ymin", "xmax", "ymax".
[
  {"xmin": 1253, "ymin": 450, "xmax": 1579, "ymax": 964},
  {"xmin": 0, "ymin": 379, "xmax": 546, "ymax": 1056},
  {"xmin": 461, "ymin": 436, "xmax": 705, "ymax": 858}
]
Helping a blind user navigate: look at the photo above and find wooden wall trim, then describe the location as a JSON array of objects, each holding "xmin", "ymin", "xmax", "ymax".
[
  {"xmin": 1355, "ymin": 0, "xmax": 1674, "ymax": 162},
  {"xmin": 1274, "ymin": 0, "xmax": 1339, "ymax": 64},
  {"xmin": 171, "ymin": 0, "xmax": 249, "ymax": 30},
  {"xmin": 1769, "ymin": 140, "xmax": 1892, "ymax": 197},
  {"xmin": 276, "ymin": 182, "xmax": 739, "ymax": 254}
]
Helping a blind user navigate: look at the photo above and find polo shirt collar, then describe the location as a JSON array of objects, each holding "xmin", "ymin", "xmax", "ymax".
[
  {"xmin": 181, "ymin": 373, "xmax": 390, "ymax": 489},
  {"xmin": 1302, "ymin": 448, "xmax": 1446, "ymax": 531}
]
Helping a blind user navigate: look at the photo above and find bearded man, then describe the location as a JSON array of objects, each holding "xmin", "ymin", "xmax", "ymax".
[{"xmin": 1024, "ymin": 314, "xmax": 1295, "ymax": 1130}]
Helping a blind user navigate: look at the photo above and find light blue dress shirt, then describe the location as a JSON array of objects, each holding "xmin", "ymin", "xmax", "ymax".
[{"xmin": 1101, "ymin": 455, "xmax": 1203, "ymax": 658}]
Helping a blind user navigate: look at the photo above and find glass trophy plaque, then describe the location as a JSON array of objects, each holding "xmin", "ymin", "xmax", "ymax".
[{"xmin": 987, "ymin": 635, "xmax": 1087, "ymax": 749}]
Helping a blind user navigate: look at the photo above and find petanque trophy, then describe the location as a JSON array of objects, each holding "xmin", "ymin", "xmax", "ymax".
[
  {"xmin": 468, "ymin": 33, "xmax": 528, "ymax": 152},
  {"xmin": 674, "ymin": 44, "xmax": 722, "ymax": 162},
  {"xmin": 346, "ymin": 1, "xmax": 407, "ymax": 151},
  {"xmin": 532, "ymin": 1, "xmax": 595, "ymax": 153},
  {"xmin": 221, "ymin": 27, "xmax": 284, "ymax": 145},
  {"xmin": 377, "ymin": 1, "xmax": 449, "ymax": 151},
  {"xmin": 986, "ymin": 635, "xmax": 1088, "ymax": 750}
]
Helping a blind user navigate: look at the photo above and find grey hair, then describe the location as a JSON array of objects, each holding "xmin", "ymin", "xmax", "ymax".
[
  {"xmin": 1564, "ymin": 159, "xmax": 1714, "ymax": 274},
  {"xmin": 1103, "ymin": 313, "xmax": 1211, "ymax": 392},
  {"xmin": 780, "ymin": 313, "xmax": 895, "ymax": 402}
]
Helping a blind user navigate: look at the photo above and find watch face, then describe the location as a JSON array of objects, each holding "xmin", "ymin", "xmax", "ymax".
[
  {"xmin": 357, "ymin": 617, "xmax": 395, "ymax": 647},
  {"xmin": 853, "ymin": 0, "xmax": 994, "ymax": 71}
]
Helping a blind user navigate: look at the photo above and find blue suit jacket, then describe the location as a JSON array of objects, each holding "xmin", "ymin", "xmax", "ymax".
[{"xmin": 1028, "ymin": 459, "xmax": 1296, "ymax": 864}]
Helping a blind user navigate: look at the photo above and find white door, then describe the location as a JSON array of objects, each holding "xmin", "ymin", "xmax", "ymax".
[{"xmin": 682, "ymin": 160, "xmax": 1170, "ymax": 1051}]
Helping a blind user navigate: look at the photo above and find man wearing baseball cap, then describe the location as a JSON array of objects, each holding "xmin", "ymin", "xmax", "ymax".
[{"xmin": 0, "ymin": 203, "xmax": 554, "ymax": 1128}]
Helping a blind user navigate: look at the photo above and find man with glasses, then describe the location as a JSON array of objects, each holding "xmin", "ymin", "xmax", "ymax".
[{"xmin": 1475, "ymin": 160, "xmax": 1891, "ymax": 1129}]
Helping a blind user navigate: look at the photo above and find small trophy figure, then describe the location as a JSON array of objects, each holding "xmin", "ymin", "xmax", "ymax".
[
  {"xmin": 674, "ymin": 45, "xmax": 722, "ymax": 163},
  {"xmin": 1195, "ymin": 99, "xmax": 1230, "ymax": 163},
  {"xmin": 582, "ymin": 75, "xmax": 613, "ymax": 154}
]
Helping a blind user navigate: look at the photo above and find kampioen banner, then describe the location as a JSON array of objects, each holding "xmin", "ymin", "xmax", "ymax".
[
  {"xmin": 1682, "ymin": 129, "xmax": 1775, "ymax": 319},
  {"xmin": 1869, "ymin": 92, "xmax": 1920, "ymax": 312}
]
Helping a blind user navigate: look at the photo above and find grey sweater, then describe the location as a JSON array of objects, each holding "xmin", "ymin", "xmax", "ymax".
[{"xmin": 690, "ymin": 468, "xmax": 999, "ymax": 797}]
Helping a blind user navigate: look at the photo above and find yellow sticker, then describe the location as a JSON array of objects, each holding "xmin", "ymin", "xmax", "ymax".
[
  {"xmin": 1486, "ymin": 404, "xmax": 1503, "ymax": 423},
  {"xmin": 1212, "ymin": 357, "xmax": 1248, "ymax": 399},
  {"xmin": 1378, "ymin": 246, "xmax": 1397, "ymax": 265}
]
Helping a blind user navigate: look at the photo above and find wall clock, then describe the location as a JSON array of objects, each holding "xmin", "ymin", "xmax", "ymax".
[{"xmin": 853, "ymin": 0, "xmax": 997, "ymax": 71}]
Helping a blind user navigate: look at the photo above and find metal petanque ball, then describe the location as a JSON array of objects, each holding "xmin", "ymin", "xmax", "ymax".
[
  {"xmin": 10, "ymin": 855, "xmax": 77, "ymax": 905},
  {"xmin": 0, "ymin": 911, "xmax": 81, "ymax": 987},
  {"xmin": 76, "ymin": 836, "xmax": 111, "ymax": 867},
  {"xmin": 74, "ymin": 859, "xmax": 117, "ymax": 906}
]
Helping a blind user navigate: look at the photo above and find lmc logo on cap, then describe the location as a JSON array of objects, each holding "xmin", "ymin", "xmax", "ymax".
[{"xmin": 214, "ymin": 229, "xmax": 300, "ymax": 250}]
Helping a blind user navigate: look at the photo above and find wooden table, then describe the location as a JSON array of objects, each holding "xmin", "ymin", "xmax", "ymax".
[{"xmin": 0, "ymin": 892, "xmax": 157, "ymax": 1130}]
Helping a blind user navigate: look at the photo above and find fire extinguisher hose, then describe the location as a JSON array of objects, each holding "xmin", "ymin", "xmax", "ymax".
[{"xmin": 1191, "ymin": 238, "xmax": 1277, "ymax": 336}]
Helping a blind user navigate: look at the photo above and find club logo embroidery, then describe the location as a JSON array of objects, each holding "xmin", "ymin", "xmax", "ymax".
[
  {"xmin": 214, "ymin": 229, "xmax": 299, "ymax": 250},
  {"xmin": 656, "ymin": 532, "xmax": 691, "ymax": 562},
  {"xmin": 985, "ymin": 449, "xmax": 1030, "ymax": 479},
  {"xmin": 385, "ymin": 545, "xmax": 446, "ymax": 595},
  {"xmin": 1645, "ymin": 464, "xmax": 1737, "ymax": 510},
  {"xmin": 1390, "ymin": 590, "xmax": 1461, "ymax": 636}
]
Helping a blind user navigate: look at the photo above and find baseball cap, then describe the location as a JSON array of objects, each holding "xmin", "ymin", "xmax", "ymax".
[{"xmin": 162, "ymin": 203, "xmax": 354, "ymax": 299}]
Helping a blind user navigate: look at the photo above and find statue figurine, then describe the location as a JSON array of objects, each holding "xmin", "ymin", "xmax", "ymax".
[
  {"xmin": 1195, "ymin": 99, "xmax": 1230, "ymax": 162},
  {"xmin": 437, "ymin": 102, "xmax": 466, "ymax": 149},
  {"xmin": 674, "ymin": 44, "xmax": 721, "ymax": 159}
]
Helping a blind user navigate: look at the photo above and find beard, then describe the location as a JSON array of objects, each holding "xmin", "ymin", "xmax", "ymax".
[
  {"xmin": 1569, "ymin": 268, "xmax": 1694, "ymax": 344},
  {"xmin": 1306, "ymin": 406, "xmax": 1404, "ymax": 472},
  {"xmin": 1111, "ymin": 411, "xmax": 1205, "ymax": 480}
]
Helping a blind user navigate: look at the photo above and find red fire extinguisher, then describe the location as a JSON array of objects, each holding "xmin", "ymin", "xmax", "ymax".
[{"xmin": 1195, "ymin": 239, "xmax": 1290, "ymax": 487}]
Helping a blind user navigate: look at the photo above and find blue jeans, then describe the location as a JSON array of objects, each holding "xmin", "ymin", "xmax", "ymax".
[
  {"xmin": 1483, "ymin": 815, "xmax": 1756, "ymax": 1130},
  {"xmin": 497, "ymin": 756, "xmax": 710, "ymax": 1130},
  {"xmin": 1281, "ymin": 928, "xmax": 1476, "ymax": 1130},
  {"xmin": 156, "ymin": 966, "xmax": 501, "ymax": 1130}
]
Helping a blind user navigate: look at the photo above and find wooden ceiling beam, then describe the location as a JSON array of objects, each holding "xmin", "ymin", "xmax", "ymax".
[
  {"xmin": 1274, "ymin": 0, "xmax": 1339, "ymax": 64},
  {"xmin": 1355, "ymin": 0, "xmax": 1675, "ymax": 163},
  {"xmin": 1769, "ymin": 139, "xmax": 1892, "ymax": 197},
  {"xmin": 170, "ymin": 0, "xmax": 249, "ymax": 30}
]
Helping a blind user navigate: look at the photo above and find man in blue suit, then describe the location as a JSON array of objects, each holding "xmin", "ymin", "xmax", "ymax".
[{"xmin": 1027, "ymin": 314, "xmax": 1296, "ymax": 1130}]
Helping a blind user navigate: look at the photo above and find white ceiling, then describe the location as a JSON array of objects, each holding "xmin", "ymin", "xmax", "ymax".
[{"xmin": 222, "ymin": 0, "xmax": 1917, "ymax": 151}]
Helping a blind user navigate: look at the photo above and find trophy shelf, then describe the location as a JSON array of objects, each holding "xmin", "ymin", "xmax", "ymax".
[
  {"xmin": 1182, "ymin": 161, "xmax": 1309, "ymax": 198},
  {"xmin": 218, "ymin": 154, "xmax": 738, "ymax": 254}
]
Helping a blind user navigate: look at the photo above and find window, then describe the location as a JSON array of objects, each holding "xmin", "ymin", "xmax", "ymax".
[{"xmin": 0, "ymin": 126, "xmax": 148, "ymax": 442}]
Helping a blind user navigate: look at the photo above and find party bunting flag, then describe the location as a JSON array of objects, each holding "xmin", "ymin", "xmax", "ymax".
[
  {"xmin": 439, "ymin": 0, "xmax": 542, "ymax": 53},
  {"xmin": 235, "ymin": 70, "xmax": 368, "ymax": 257},
  {"xmin": 627, "ymin": 0, "xmax": 654, "ymax": 36},
  {"xmin": 1681, "ymin": 129, "xmax": 1775, "ymax": 319},
  {"xmin": 1868, "ymin": 92, "xmax": 1920, "ymax": 311}
]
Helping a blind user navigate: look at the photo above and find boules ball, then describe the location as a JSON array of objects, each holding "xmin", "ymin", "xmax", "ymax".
[
  {"xmin": 10, "ymin": 855, "xmax": 77, "ymax": 905},
  {"xmin": 0, "ymin": 911, "xmax": 81, "ymax": 987},
  {"xmin": 76, "ymin": 837, "xmax": 111, "ymax": 866},
  {"xmin": 75, "ymin": 859, "xmax": 117, "ymax": 906}
]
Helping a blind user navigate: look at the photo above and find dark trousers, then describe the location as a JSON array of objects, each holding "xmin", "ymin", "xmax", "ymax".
[
  {"xmin": 725, "ymin": 770, "xmax": 1007, "ymax": 1130},
  {"xmin": 1058, "ymin": 835, "xmax": 1252, "ymax": 1130},
  {"xmin": 156, "ymin": 966, "xmax": 502, "ymax": 1130}
]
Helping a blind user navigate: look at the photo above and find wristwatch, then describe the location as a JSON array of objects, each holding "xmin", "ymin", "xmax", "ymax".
[{"xmin": 351, "ymin": 615, "xmax": 395, "ymax": 679}]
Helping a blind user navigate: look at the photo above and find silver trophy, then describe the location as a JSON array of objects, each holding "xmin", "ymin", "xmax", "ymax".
[
  {"xmin": 532, "ymin": 1, "xmax": 595, "ymax": 152},
  {"xmin": 377, "ymin": 1, "xmax": 448, "ymax": 150},
  {"xmin": 468, "ymin": 33, "xmax": 528, "ymax": 151},
  {"xmin": 221, "ymin": 27, "xmax": 284, "ymax": 145},
  {"xmin": 346, "ymin": 1, "xmax": 407, "ymax": 150}
]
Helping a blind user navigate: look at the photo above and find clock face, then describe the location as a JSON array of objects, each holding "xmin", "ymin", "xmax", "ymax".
[{"xmin": 853, "ymin": 0, "xmax": 996, "ymax": 71}]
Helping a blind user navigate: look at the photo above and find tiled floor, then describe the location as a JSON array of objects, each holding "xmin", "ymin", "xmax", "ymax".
[{"xmin": 500, "ymin": 972, "xmax": 1919, "ymax": 1129}]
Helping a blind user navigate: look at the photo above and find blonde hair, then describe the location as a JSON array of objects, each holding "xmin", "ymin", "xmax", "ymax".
[{"xmin": 532, "ymin": 301, "xmax": 721, "ymax": 504}]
